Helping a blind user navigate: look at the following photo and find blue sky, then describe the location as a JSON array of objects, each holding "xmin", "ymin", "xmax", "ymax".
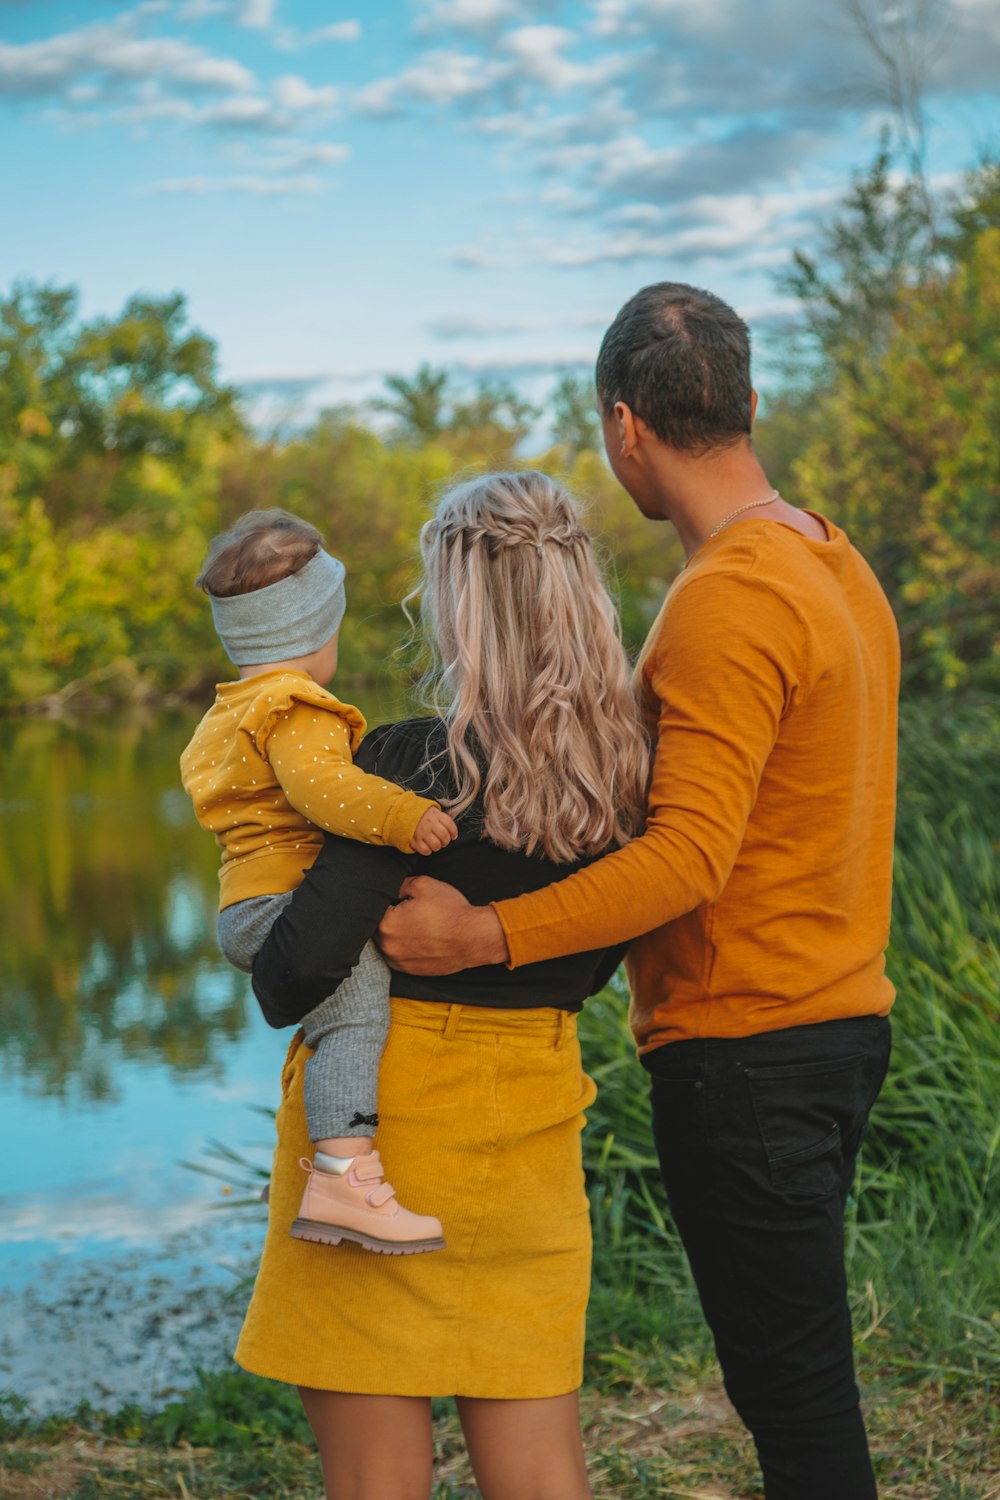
[{"xmin": 2, "ymin": 0, "xmax": 998, "ymax": 421}]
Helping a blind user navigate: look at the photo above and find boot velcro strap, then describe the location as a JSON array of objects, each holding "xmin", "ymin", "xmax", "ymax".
[
  {"xmin": 366, "ymin": 1181, "xmax": 396, "ymax": 1208},
  {"xmin": 353, "ymin": 1152, "xmax": 384, "ymax": 1183}
]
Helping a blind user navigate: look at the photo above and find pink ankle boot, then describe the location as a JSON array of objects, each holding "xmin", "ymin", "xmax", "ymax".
[{"xmin": 290, "ymin": 1151, "xmax": 445, "ymax": 1255}]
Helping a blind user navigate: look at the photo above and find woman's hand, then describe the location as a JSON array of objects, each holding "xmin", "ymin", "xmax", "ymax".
[{"xmin": 377, "ymin": 876, "xmax": 510, "ymax": 974}]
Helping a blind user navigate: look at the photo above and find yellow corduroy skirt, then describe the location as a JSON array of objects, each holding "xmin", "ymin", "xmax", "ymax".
[{"xmin": 235, "ymin": 996, "xmax": 597, "ymax": 1398}]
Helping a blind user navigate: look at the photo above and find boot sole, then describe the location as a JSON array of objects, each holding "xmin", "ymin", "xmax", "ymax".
[{"xmin": 290, "ymin": 1217, "xmax": 446, "ymax": 1254}]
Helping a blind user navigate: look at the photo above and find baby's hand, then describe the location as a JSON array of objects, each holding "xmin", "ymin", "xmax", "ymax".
[{"xmin": 411, "ymin": 806, "xmax": 459, "ymax": 855}]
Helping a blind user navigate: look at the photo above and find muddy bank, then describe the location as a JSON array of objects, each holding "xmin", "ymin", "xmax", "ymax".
[{"xmin": 0, "ymin": 1215, "xmax": 264, "ymax": 1414}]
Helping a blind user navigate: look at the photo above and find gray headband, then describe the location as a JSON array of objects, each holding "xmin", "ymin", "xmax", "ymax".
[{"xmin": 210, "ymin": 549, "xmax": 347, "ymax": 666}]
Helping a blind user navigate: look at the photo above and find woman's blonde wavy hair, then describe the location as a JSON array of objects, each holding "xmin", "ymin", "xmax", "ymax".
[{"xmin": 415, "ymin": 470, "xmax": 650, "ymax": 864}]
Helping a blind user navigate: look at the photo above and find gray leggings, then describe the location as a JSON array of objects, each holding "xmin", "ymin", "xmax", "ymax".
[{"xmin": 218, "ymin": 894, "xmax": 389, "ymax": 1142}]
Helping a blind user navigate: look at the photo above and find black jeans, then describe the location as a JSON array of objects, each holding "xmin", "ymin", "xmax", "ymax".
[{"xmin": 643, "ymin": 1014, "xmax": 892, "ymax": 1500}]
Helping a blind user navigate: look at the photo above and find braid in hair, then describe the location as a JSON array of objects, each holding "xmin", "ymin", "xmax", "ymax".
[{"xmin": 414, "ymin": 470, "xmax": 650, "ymax": 864}]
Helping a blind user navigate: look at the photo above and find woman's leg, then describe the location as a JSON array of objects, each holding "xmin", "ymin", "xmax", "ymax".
[
  {"xmin": 456, "ymin": 1391, "xmax": 592, "ymax": 1500},
  {"xmin": 297, "ymin": 1388, "xmax": 434, "ymax": 1500}
]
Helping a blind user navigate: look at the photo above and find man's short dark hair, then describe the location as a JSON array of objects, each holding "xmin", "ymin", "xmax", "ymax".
[{"xmin": 596, "ymin": 283, "xmax": 753, "ymax": 454}]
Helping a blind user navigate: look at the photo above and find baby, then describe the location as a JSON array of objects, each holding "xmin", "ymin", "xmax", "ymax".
[{"xmin": 180, "ymin": 509, "xmax": 456, "ymax": 1255}]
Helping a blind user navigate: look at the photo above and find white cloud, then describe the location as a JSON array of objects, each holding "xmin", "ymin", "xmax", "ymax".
[
  {"xmin": 424, "ymin": 310, "xmax": 610, "ymax": 341},
  {"xmin": 572, "ymin": 125, "xmax": 830, "ymax": 203},
  {"xmin": 416, "ymin": 0, "xmax": 527, "ymax": 33},
  {"xmin": 450, "ymin": 244, "xmax": 503, "ymax": 268},
  {"xmin": 426, "ymin": 314, "xmax": 534, "ymax": 338},
  {"xmin": 358, "ymin": 49, "xmax": 498, "ymax": 113},
  {"xmin": 199, "ymin": 94, "xmax": 286, "ymax": 129},
  {"xmin": 449, "ymin": 179, "xmax": 843, "ymax": 272},
  {"xmin": 736, "ymin": 295, "xmax": 802, "ymax": 328},
  {"xmin": 122, "ymin": 93, "xmax": 197, "ymax": 123},
  {"xmin": 175, "ymin": 53, "xmax": 255, "ymax": 90},
  {"xmin": 352, "ymin": 76, "xmax": 401, "ymax": 117},
  {"xmin": 475, "ymin": 94, "xmax": 636, "ymax": 148},
  {"xmin": 264, "ymin": 140, "xmax": 350, "ymax": 169},
  {"xmin": 178, "ymin": 0, "xmax": 228, "ymax": 18},
  {"xmin": 608, "ymin": 202, "xmax": 662, "ymax": 224},
  {"xmin": 314, "ymin": 20, "xmax": 361, "ymax": 42},
  {"xmin": 273, "ymin": 17, "xmax": 362, "ymax": 51},
  {"xmin": 589, "ymin": 0, "xmax": 630, "ymax": 37},
  {"xmin": 0, "ymin": 7, "xmax": 255, "ymax": 101},
  {"xmin": 38, "ymin": 38, "xmax": 341, "ymax": 136},
  {"xmin": 151, "ymin": 172, "xmax": 324, "ymax": 194},
  {"xmin": 539, "ymin": 183, "xmax": 597, "ymax": 214},
  {"xmin": 272, "ymin": 73, "xmax": 338, "ymax": 112},
  {"xmin": 346, "ymin": 0, "xmax": 1000, "ymax": 281},
  {"xmin": 356, "ymin": 25, "xmax": 617, "ymax": 117},
  {"xmin": 502, "ymin": 25, "xmax": 606, "ymax": 90},
  {"xmin": 238, "ymin": 0, "xmax": 275, "ymax": 28}
]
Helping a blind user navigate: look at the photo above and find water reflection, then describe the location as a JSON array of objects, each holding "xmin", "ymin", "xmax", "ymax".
[
  {"xmin": 0, "ymin": 712, "xmax": 245, "ymax": 1099},
  {"xmin": 0, "ymin": 704, "xmax": 385, "ymax": 1406}
]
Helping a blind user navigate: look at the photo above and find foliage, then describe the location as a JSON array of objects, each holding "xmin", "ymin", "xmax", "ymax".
[
  {"xmin": 1, "ymin": 155, "xmax": 999, "ymax": 707},
  {"xmin": 789, "ymin": 221, "xmax": 1000, "ymax": 690},
  {"xmin": 372, "ymin": 363, "xmax": 450, "ymax": 442},
  {"xmin": 104, "ymin": 1367, "xmax": 313, "ymax": 1450},
  {"xmin": 551, "ymin": 372, "xmax": 602, "ymax": 458},
  {"xmin": 0, "ymin": 284, "xmax": 241, "ymax": 705},
  {"xmin": 776, "ymin": 143, "xmax": 935, "ymax": 379},
  {"xmin": 759, "ymin": 154, "xmax": 1000, "ymax": 691},
  {"xmin": 0, "ymin": 289, "xmax": 678, "ymax": 710},
  {"xmin": 371, "ymin": 362, "xmax": 537, "ymax": 458}
]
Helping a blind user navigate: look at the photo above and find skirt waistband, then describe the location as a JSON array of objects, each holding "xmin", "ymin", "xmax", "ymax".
[{"xmin": 388, "ymin": 995, "xmax": 577, "ymax": 1046}]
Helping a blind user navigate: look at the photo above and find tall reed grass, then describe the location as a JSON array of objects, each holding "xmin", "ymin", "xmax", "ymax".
[{"xmin": 580, "ymin": 697, "xmax": 1000, "ymax": 1390}]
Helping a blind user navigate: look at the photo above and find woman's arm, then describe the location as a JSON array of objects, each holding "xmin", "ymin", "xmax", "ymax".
[{"xmin": 251, "ymin": 837, "xmax": 411, "ymax": 1027}]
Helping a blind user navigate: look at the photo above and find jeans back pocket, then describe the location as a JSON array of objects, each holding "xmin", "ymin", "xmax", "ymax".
[{"xmin": 745, "ymin": 1052, "xmax": 866, "ymax": 1199}]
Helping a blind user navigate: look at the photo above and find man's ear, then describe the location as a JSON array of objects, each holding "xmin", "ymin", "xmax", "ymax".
[
  {"xmin": 614, "ymin": 401, "xmax": 640, "ymax": 456},
  {"xmin": 750, "ymin": 388, "xmax": 759, "ymax": 423}
]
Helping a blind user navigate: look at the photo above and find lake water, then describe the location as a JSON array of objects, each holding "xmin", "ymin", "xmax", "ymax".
[{"xmin": 0, "ymin": 700, "xmax": 401, "ymax": 1412}]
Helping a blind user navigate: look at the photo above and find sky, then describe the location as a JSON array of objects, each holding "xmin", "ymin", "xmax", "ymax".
[{"xmin": 2, "ymin": 0, "xmax": 998, "ymax": 423}]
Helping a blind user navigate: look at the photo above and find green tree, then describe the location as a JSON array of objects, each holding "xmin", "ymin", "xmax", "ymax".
[
  {"xmin": 0, "ymin": 286, "xmax": 244, "ymax": 706},
  {"xmin": 373, "ymin": 365, "xmax": 537, "ymax": 463},
  {"xmin": 373, "ymin": 364, "xmax": 451, "ymax": 444},
  {"xmin": 757, "ymin": 154, "xmax": 1000, "ymax": 691},
  {"xmin": 451, "ymin": 379, "xmax": 536, "ymax": 443},
  {"xmin": 790, "ymin": 220, "xmax": 1000, "ymax": 689},
  {"xmin": 551, "ymin": 373, "xmax": 601, "ymax": 458},
  {"xmin": 777, "ymin": 144, "xmax": 934, "ymax": 381}
]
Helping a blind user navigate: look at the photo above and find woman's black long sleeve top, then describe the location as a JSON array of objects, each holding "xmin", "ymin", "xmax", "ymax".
[{"xmin": 251, "ymin": 718, "xmax": 624, "ymax": 1028}]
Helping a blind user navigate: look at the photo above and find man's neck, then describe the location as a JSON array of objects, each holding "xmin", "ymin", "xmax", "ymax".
[{"xmin": 647, "ymin": 446, "xmax": 785, "ymax": 560}]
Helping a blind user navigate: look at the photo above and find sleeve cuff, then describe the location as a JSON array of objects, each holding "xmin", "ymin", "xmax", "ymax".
[
  {"xmin": 383, "ymin": 790, "xmax": 438, "ymax": 852},
  {"xmin": 491, "ymin": 898, "xmax": 525, "ymax": 970}
]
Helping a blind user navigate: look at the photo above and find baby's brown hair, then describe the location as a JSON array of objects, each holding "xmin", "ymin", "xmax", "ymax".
[{"xmin": 197, "ymin": 509, "xmax": 324, "ymax": 598}]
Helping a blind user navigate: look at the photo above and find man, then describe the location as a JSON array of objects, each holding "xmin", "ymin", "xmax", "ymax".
[{"xmin": 379, "ymin": 282, "xmax": 898, "ymax": 1500}]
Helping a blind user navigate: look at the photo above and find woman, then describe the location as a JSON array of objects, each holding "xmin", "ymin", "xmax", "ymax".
[{"xmin": 237, "ymin": 470, "xmax": 650, "ymax": 1499}]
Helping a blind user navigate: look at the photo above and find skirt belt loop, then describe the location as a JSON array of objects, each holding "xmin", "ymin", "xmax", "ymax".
[
  {"xmin": 556, "ymin": 1010, "xmax": 569, "ymax": 1049},
  {"xmin": 444, "ymin": 1004, "xmax": 463, "ymax": 1040}
]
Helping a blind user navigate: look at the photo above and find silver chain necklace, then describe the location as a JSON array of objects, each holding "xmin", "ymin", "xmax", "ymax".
[{"xmin": 706, "ymin": 489, "xmax": 780, "ymax": 542}]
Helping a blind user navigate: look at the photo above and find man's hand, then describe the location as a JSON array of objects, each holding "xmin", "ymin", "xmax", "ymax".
[{"xmin": 377, "ymin": 876, "xmax": 510, "ymax": 974}]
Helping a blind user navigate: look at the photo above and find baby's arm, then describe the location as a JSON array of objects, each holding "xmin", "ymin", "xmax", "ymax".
[{"xmin": 265, "ymin": 704, "xmax": 457, "ymax": 853}]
